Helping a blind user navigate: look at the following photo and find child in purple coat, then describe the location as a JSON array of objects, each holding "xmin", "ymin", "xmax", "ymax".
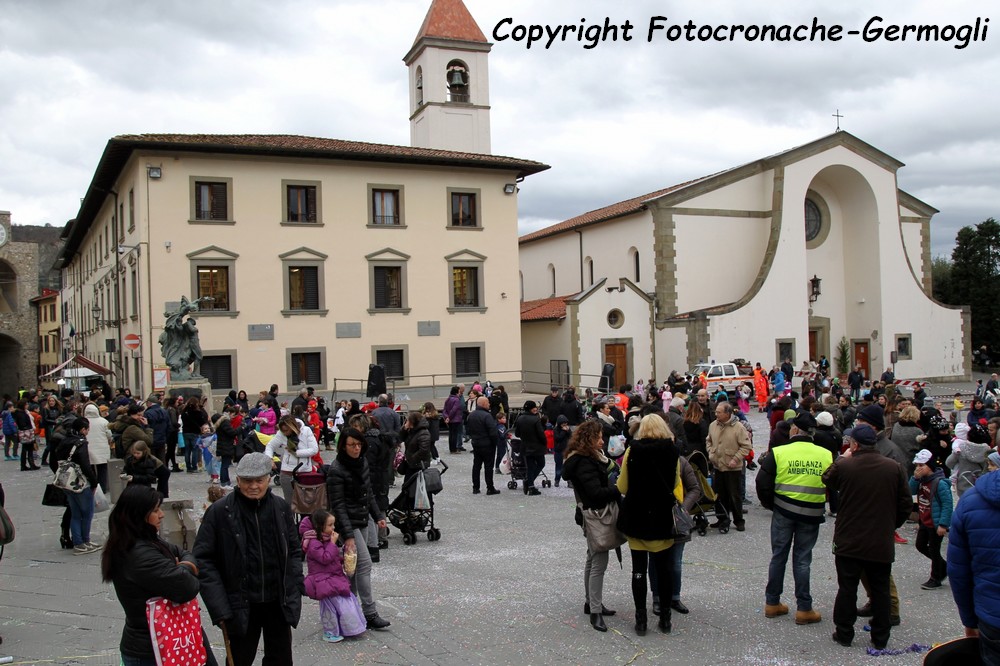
[{"xmin": 300, "ymin": 509, "xmax": 367, "ymax": 642}]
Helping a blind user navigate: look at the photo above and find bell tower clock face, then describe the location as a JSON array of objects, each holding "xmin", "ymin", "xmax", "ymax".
[{"xmin": 0, "ymin": 224, "xmax": 8, "ymax": 248}]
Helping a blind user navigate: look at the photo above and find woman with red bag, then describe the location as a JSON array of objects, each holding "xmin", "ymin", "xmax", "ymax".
[{"xmin": 102, "ymin": 485, "xmax": 218, "ymax": 666}]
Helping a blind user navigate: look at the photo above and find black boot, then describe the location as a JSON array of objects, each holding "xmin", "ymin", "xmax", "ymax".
[
  {"xmin": 590, "ymin": 613, "xmax": 607, "ymax": 632},
  {"xmin": 631, "ymin": 571, "xmax": 648, "ymax": 633},
  {"xmin": 368, "ymin": 546, "xmax": 380, "ymax": 563},
  {"xmin": 658, "ymin": 611, "xmax": 672, "ymax": 634},
  {"xmin": 59, "ymin": 535, "xmax": 73, "ymax": 550},
  {"xmin": 635, "ymin": 609, "xmax": 648, "ymax": 636}
]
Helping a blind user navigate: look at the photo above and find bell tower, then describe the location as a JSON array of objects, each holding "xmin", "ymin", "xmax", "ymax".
[{"xmin": 404, "ymin": 0, "xmax": 492, "ymax": 154}]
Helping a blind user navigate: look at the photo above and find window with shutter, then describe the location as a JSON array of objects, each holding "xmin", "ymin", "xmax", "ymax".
[
  {"xmin": 291, "ymin": 352, "xmax": 322, "ymax": 385},
  {"xmin": 373, "ymin": 266, "xmax": 402, "ymax": 309},
  {"xmin": 289, "ymin": 266, "xmax": 319, "ymax": 310},
  {"xmin": 375, "ymin": 349, "xmax": 405, "ymax": 380},
  {"xmin": 287, "ymin": 185, "xmax": 318, "ymax": 222},
  {"xmin": 455, "ymin": 346, "xmax": 481, "ymax": 377},
  {"xmin": 201, "ymin": 355, "xmax": 233, "ymax": 390},
  {"xmin": 194, "ymin": 181, "xmax": 229, "ymax": 221}
]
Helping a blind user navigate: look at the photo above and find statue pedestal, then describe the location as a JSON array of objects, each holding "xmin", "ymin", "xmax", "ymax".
[{"xmin": 166, "ymin": 378, "xmax": 213, "ymax": 406}]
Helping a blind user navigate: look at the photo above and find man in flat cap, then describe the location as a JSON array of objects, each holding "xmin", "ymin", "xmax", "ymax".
[
  {"xmin": 822, "ymin": 425, "xmax": 911, "ymax": 651},
  {"xmin": 194, "ymin": 452, "xmax": 303, "ymax": 665},
  {"xmin": 757, "ymin": 411, "xmax": 832, "ymax": 626}
]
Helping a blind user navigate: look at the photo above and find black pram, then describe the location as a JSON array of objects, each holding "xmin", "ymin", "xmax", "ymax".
[{"xmin": 387, "ymin": 461, "xmax": 448, "ymax": 545}]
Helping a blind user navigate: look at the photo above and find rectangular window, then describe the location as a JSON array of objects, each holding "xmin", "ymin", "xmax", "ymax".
[
  {"xmin": 896, "ymin": 335, "xmax": 912, "ymax": 360},
  {"xmin": 130, "ymin": 268, "xmax": 138, "ymax": 315},
  {"xmin": 452, "ymin": 266, "xmax": 480, "ymax": 307},
  {"xmin": 291, "ymin": 352, "xmax": 322, "ymax": 385},
  {"xmin": 372, "ymin": 189, "xmax": 400, "ymax": 225},
  {"xmin": 195, "ymin": 181, "xmax": 228, "ymax": 221},
  {"xmin": 373, "ymin": 266, "xmax": 402, "ymax": 309},
  {"xmin": 287, "ymin": 184, "xmax": 318, "ymax": 223},
  {"xmin": 44, "ymin": 336, "xmax": 49, "ymax": 353},
  {"xmin": 550, "ymin": 360, "xmax": 570, "ymax": 387},
  {"xmin": 197, "ymin": 267, "xmax": 230, "ymax": 311},
  {"xmin": 376, "ymin": 349, "xmax": 405, "ymax": 381},
  {"xmin": 288, "ymin": 266, "xmax": 319, "ymax": 310},
  {"xmin": 455, "ymin": 346, "xmax": 481, "ymax": 377},
  {"xmin": 201, "ymin": 355, "xmax": 234, "ymax": 390},
  {"xmin": 451, "ymin": 192, "xmax": 477, "ymax": 227},
  {"xmin": 128, "ymin": 188, "xmax": 135, "ymax": 231}
]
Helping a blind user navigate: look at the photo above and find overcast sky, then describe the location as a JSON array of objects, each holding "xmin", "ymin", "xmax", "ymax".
[{"xmin": 0, "ymin": 0, "xmax": 996, "ymax": 258}]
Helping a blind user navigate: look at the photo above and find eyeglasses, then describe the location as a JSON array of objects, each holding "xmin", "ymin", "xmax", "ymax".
[{"xmin": 344, "ymin": 440, "xmax": 363, "ymax": 448}]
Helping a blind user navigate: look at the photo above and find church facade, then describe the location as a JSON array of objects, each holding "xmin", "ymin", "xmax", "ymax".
[{"xmin": 519, "ymin": 132, "xmax": 968, "ymax": 389}]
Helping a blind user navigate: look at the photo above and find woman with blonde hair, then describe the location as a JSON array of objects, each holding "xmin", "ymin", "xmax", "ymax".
[
  {"xmin": 562, "ymin": 419, "xmax": 621, "ymax": 632},
  {"xmin": 617, "ymin": 414, "xmax": 679, "ymax": 635}
]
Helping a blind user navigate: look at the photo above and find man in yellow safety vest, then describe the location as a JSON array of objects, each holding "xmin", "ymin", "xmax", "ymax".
[{"xmin": 756, "ymin": 411, "xmax": 833, "ymax": 625}]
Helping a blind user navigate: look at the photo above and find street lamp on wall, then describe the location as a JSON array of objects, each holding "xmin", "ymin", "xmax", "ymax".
[
  {"xmin": 92, "ymin": 303, "xmax": 126, "ymax": 327},
  {"xmin": 809, "ymin": 275, "xmax": 822, "ymax": 303}
]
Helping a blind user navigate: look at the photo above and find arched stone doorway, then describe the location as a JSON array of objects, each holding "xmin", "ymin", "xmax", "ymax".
[{"xmin": 0, "ymin": 333, "xmax": 23, "ymax": 399}]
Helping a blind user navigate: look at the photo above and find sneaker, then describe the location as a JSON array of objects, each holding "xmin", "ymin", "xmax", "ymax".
[
  {"xmin": 322, "ymin": 632, "xmax": 344, "ymax": 643},
  {"xmin": 85, "ymin": 542, "xmax": 103, "ymax": 552},
  {"xmin": 365, "ymin": 613, "xmax": 391, "ymax": 630},
  {"xmin": 893, "ymin": 532, "xmax": 908, "ymax": 544},
  {"xmin": 72, "ymin": 545, "xmax": 91, "ymax": 556},
  {"xmin": 921, "ymin": 578, "xmax": 942, "ymax": 590}
]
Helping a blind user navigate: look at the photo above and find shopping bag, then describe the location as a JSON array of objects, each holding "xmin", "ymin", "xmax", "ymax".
[
  {"xmin": 414, "ymin": 471, "xmax": 431, "ymax": 510},
  {"xmin": 93, "ymin": 485, "xmax": 111, "ymax": 513},
  {"xmin": 147, "ymin": 597, "xmax": 207, "ymax": 666},
  {"xmin": 500, "ymin": 454, "xmax": 511, "ymax": 475}
]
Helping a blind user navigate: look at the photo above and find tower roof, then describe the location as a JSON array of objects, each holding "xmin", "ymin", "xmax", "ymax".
[{"xmin": 412, "ymin": 0, "xmax": 487, "ymax": 45}]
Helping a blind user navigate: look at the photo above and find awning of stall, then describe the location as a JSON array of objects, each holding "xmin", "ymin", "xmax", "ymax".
[{"xmin": 40, "ymin": 354, "xmax": 113, "ymax": 377}]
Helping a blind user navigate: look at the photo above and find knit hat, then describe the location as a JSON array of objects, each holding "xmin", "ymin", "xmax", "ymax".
[
  {"xmin": 816, "ymin": 411, "xmax": 834, "ymax": 427},
  {"xmin": 969, "ymin": 424, "xmax": 992, "ymax": 444},
  {"xmin": 923, "ymin": 397, "xmax": 935, "ymax": 408},
  {"xmin": 857, "ymin": 405, "xmax": 885, "ymax": 431},
  {"xmin": 929, "ymin": 415, "xmax": 950, "ymax": 431},
  {"xmin": 524, "ymin": 400, "xmax": 538, "ymax": 411},
  {"xmin": 955, "ymin": 423, "xmax": 971, "ymax": 441},
  {"xmin": 989, "ymin": 451, "xmax": 1000, "ymax": 469},
  {"xmin": 783, "ymin": 409, "xmax": 797, "ymax": 421},
  {"xmin": 792, "ymin": 412, "xmax": 817, "ymax": 432},
  {"xmin": 850, "ymin": 425, "xmax": 878, "ymax": 447},
  {"xmin": 235, "ymin": 452, "xmax": 272, "ymax": 479}
]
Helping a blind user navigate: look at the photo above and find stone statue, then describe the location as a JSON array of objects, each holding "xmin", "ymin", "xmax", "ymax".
[{"xmin": 158, "ymin": 296, "xmax": 211, "ymax": 380}]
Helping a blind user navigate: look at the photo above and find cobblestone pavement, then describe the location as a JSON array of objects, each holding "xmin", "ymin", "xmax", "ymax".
[{"xmin": 0, "ymin": 408, "xmax": 967, "ymax": 665}]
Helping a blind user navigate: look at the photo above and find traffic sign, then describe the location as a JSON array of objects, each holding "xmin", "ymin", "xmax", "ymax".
[{"xmin": 123, "ymin": 333, "xmax": 141, "ymax": 351}]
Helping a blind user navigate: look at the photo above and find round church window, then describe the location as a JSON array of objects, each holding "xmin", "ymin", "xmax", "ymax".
[
  {"xmin": 805, "ymin": 198, "xmax": 822, "ymax": 242},
  {"xmin": 607, "ymin": 309, "xmax": 624, "ymax": 329}
]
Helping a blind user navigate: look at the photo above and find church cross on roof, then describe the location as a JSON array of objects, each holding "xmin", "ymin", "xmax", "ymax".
[{"xmin": 412, "ymin": 0, "xmax": 488, "ymax": 45}]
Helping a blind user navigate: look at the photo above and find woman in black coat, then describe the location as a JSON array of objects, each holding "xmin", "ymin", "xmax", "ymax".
[
  {"xmin": 562, "ymin": 419, "xmax": 621, "ymax": 632},
  {"xmin": 326, "ymin": 428, "xmax": 391, "ymax": 630},
  {"xmin": 101, "ymin": 485, "xmax": 217, "ymax": 666},
  {"xmin": 180, "ymin": 397, "xmax": 208, "ymax": 473},
  {"xmin": 213, "ymin": 407, "xmax": 239, "ymax": 487}
]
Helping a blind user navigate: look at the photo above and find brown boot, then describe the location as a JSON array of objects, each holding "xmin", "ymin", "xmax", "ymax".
[
  {"xmin": 764, "ymin": 603, "xmax": 789, "ymax": 618},
  {"xmin": 795, "ymin": 609, "xmax": 822, "ymax": 625}
]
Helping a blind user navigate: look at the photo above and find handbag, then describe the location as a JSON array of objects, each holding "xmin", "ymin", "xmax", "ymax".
[
  {"xmin": 580, "ymin": 501, "xmax": 627, "ymax": 553},
  {"xmin": 422, "ymin": 467, "xmax": 443, "ymax": 495},
  {"xmin": 42, "ymin": 483, "xmax": 68, "ymax": 507},
  {"xmin": 146, "ymin": 597, "xmax": 207, "ymax": 666},
  {"xmin": 53, "ymin": 445, "xmax": 87, "ymax": 493},
  {"xmin": 18, "ymin": 429, "xmax": 35, "ymax": 445},
  {"xmin": 672, "ymin": 504, "xmax": 694, "ymax": 541}
]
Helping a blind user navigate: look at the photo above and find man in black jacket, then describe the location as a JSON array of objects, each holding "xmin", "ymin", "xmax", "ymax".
[
  {"xmin": 466, "ymin": 397, "xmax": 500, "ymax": 495},
  {"xmin": 194, "ymin": 452, "xmax": 303, "ymax": 666},
  {"xmin": 515, "ymin": 400, "xmax": 548, "ymax": 495}
]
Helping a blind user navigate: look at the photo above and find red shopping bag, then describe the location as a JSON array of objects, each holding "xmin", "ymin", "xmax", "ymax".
[{"xmin": 146, "ymin": 597, "xmax": 207, "ymax": 666}]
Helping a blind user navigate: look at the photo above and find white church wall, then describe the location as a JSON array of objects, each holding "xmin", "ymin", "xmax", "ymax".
[
  {"xmin": 580, "ymin": 213, "xmax": 653, "ymax": 293},
  {"xmin": 519, "ymin": 235, "xmax": 579, "ymax": 300},
  {"xmin": 655, "ymin": 326, "xmax": 690, "ymax": 376},
  {"xmin": 521, "ymin": 320, "xmax": 570, "ymax": 387},
  {"xmin": 576, "ymin": 287, "xmax": 653, "ymax": 386},
  {"xmin": 679, "ymin": 171, "xmax": 773, "ymax": 211},
  {"xmin": 804, "ymin": 177, "xmax": 849, "ymax": 352},
  {"xmin": 900, "ymin": 222, "xmax": 925, "ymax": 283},
  {"xmin": 673, "ymin": 214, "xmax": 771, "ymax": 314}
]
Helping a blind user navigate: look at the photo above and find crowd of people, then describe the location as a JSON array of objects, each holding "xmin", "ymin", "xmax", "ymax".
[{"xmin": 7, "ymin": 364, "xmax": 1000, "ymax": 664}]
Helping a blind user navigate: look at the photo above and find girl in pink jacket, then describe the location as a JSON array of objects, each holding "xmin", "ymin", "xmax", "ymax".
[{"xmin": 300, "ymin": 510, "xmax": 367, "ymax": 642}]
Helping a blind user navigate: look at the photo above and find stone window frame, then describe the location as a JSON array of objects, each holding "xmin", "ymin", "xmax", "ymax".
[
  {"xmin": 188, "ymin": 176, "xmax": 235, "ymax": 225},
  {"xmin": 187, "ymin": 246, "xmax": 240, "ymax": 317},
  {"xmin": 201, "ymin": 349, "xmax": 238, "ymax": 391},
  {"xmin": 445, "ymin": 249, "xmax": 487, "ymax": 313},
  {"xmin": 895, "ymin": 334, "xmax": 913, "ymax": 361},
  {"xmin": 372, "ymin": 344, "xmax": 409, "ymax": 384},
  {"xmin": 775, "ymin": 338, "xmax": 796, "ymax": 366},
  {"xmin": 367, "ymin": 184, "xmax": 406, "ymax": 228},
  {"xmin": 446, "ymin": 187, "xmax": 482, "ymax": 230},
  {"xmin": 451, "ymin": 341, "xmax": 485, "ymax": 382},
  {"xmin": 286, "ymin": 346, "xmax": 327, "ymax": 390},
  {"xmin": 281, "ymin": 179, "xmax": 323, "ymax": 226},
  {"xmin": 366, "ymin": 248, "xmax": 411, "ymax": 314},
  {"xmin": 279, "ymin": 247, "xmax": 329, "ymax": 317},
  {"xmin": 805, "ymin": 189, "xmax": 832, "ymax": 250}
]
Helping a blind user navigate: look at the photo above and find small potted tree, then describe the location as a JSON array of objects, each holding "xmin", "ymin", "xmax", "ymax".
[{"xmin": 835, "ymin": 336, "xmax": 851, "ymax": 384}]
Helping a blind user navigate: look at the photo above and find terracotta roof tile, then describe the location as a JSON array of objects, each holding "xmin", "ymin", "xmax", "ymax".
[
  {"xmin": 518, "ymin": 177, "xmax": 708, "ymax": 245},
  {"xmin": 413, "ymin": 0, "xmax": 487, "ymax": 45},
  {"xmin": 520, "ymin": 295, "xmax": 575, "ymax": 322}
]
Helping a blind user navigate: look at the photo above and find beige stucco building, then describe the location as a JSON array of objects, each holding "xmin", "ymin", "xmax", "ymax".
[
  {"xmin": 55, "ymin": 0, "xmax": 547, "ymax": 398},
  {"xmin": 31, "ymin": 288, "xmax": 61, "ymax": 391},
  {"xmin": 519, "ymin": 132, "xmax": 968, "ymax": 389}
]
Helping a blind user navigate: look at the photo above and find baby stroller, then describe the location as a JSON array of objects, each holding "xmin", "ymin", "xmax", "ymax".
[
  {"xmin": 686, "ymin": 450, "xmax": 717, "ymax": 536},
  {"xmin": 289, "ymin": 463, "xmax": 327, "ymax": 524},
  {"xmin": 237, "ymin": 431, "xmax": 282, "ymax": 487},
  {"xmin": 504, "ymin": 437, "xmax": 551, "ymax": 490},
  {"xmin": 387, "ymin": 461, "xmax": 448, "ymax": 545}
]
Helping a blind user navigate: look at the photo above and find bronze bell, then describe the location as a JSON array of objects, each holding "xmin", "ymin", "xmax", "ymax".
[{"xmin": 448, "ymin": 69, "xmax": 467, "ymax": 87}]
